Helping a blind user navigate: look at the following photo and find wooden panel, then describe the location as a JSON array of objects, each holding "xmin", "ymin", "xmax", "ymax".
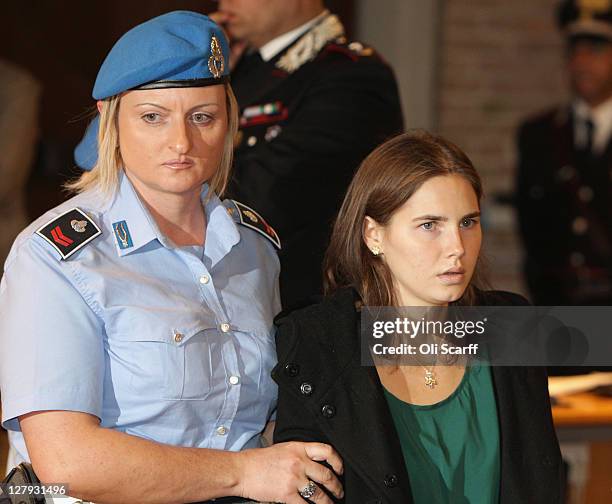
[
  {"xmin": 584, "ymin": 442, "xmax": 612, "ymax": 503},
  {"xmin": 553, "ymin": 393, "xmax": 612, "ymax": 426}
]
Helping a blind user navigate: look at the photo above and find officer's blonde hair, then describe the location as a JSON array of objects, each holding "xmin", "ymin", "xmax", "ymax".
[{"xmin": 67, "ymin": 83, "xmax": 239, "ymax": 197}]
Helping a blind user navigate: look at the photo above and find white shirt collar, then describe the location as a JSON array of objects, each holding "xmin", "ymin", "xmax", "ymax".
[
  {"xmin": 573, "ymin": 94, "xmax": 612, "ymax": 153},
  {"xmin": 259, "ymin": 10, "xmax": 328, "ymax": 62}
]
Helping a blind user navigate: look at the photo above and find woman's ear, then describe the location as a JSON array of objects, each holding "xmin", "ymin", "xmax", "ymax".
[
  {"xmin": 96, "ymin": 100, "xmax": 103, "ymax": 113},
  {"xmin": 363, "ymin": 216, "xmax": 384, "ymax": 255}
]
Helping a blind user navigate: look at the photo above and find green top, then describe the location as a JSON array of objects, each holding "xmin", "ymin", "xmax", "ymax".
[{"xmin": 383, "ymin": 361, "xmax": 500, "ymax": 504}]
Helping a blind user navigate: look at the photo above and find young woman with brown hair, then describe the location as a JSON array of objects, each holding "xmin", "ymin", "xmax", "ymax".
[{"xmin": 272, "ymin": 131, "xmax": 563, "ymax": 503}]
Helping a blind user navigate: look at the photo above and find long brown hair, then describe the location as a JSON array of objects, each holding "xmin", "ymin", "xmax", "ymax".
[{"xmin": 324, "ymin": 130, "xmax": 488, "ymax": 306}]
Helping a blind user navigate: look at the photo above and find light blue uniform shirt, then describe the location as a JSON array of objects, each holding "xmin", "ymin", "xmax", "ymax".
[{"xmin": 0, "ymin": 173, "xmax": 281, "ymax": 465}]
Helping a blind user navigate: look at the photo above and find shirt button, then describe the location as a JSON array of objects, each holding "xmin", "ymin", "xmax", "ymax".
[
  {"xmin": 199, "ymin": 275, "xmax": 210, "ymax": 284},
  {"xmin": 247, "ymin": 135, "xmax": 257, "ymax": 147},
  {"xmin": 578, "ymin": 186, "xmax": 594, "ymax": 202},
  {"xmin": 220, "ymin": 323, "xmax": 230, "ymax": 333},
  {"xmin": 229, "ymin": 375, "xmax": 240, "ymax": 385},
  {"xmin": 284, "ymin": 363, "xmax": 300, "ymax": 377},
  {"xmin": 300, "ymin": 382, "xmax": 314, "ymax": 396},
  {"xmin": 321, "ymin": 404, "xmax": 336, "ymax": 418},
  {"xmin": 173, "ymin": 332, "xmax": 184, "ymax": 343},
  {"xmin": 572, "ymin": 217, "xmax": 589, "ymax": 235},
  {"xmin": 383, "ymin": 474, "xmax": 398, "ymax": 488},
  {"xmin": 216, "ymin": 426, "xmax": 227, "ymax": 436}
]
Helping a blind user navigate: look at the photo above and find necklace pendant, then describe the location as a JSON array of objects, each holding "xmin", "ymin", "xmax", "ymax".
[{"xmin": 424, "ymin": 369, "xmax": 438, "ymax": 389}]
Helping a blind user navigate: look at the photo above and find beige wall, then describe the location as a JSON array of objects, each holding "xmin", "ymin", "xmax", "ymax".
[{"xmin": 355, "ymin": 0, "xmax": 442, "ymax": 130}]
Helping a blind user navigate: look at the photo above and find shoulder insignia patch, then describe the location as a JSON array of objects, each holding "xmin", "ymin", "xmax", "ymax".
[
  {"xmin": 35, "ymin": 207, "xmax": 102, "ymax": 260},
  {"xmin": 225, "ymin": 200, "xmax": 281, "ymax": 250}
]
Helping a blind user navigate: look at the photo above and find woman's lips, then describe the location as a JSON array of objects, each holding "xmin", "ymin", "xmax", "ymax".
[
  {"xmin": 163, "ymin": 160, "xmax": 193, "ymax": 170},
  {"xmin": 437, "ymin": 269, "xmax": 466, "ymax": 285}
]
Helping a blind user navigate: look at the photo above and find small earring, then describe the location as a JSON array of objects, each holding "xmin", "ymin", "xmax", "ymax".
[{"xmin": 371, "ymin": 246, "xmax": 381, "ymax": 256}]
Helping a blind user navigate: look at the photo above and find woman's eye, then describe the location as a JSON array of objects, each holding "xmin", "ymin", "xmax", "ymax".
[
  {"xmin": 420, "ymin": 222, "xmax": 436, "ymax": 231},
  {"xmin": 191, "ymin": 113, "xmax": 212, "ymax": 124},
  {"xmin": 461, "ymin": 218, "xmax": 477, "ymax": 228},
  {"xmin": 142, "ymin": 113, "xmax": 161, "ymax": 123}
]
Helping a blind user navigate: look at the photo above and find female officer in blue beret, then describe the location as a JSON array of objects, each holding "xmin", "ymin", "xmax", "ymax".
[{"xmin": 0, "ymin": 11, "xmax": 342, "ymax": 504}]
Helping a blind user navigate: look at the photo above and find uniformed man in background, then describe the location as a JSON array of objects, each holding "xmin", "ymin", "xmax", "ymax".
[
  {"xmin": 213, "ymin": 0, "xmax": 404, "ymax": 309},
  {"xmin": 516, "ymin": 0, "xmax": 612, "ymax": 306}
]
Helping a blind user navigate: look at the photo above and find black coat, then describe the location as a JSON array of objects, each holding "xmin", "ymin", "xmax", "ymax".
[
  {"xmin": 516, "ymin": 106, "xmax": 612, "ymax": 305},
  {"xmin": 226, "ymin": 14, "xmax": 403, "ymax": 309},
  {"xmin": 272, "ymin": 288, "xmax": 564, "ymax": 503}
]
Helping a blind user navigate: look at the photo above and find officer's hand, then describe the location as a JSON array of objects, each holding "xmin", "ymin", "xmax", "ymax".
[
  {"xmin": 236, "ymin": 441, "xmax": 344, "ymax": 503},
  {"xmin": 208, "ymin": 11, "xmax": 248, "ymax": 71}
]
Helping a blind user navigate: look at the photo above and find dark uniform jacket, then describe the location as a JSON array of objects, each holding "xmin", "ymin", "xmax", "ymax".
[
  {"xmin": 272, "ymin": 288, "xmax": 564, "ymax": 503},
  {"xmin": 227, "ymin": 13, "xmax": 403, "ymax": 309},
  {"xmin": 516, "ymin": 106, "xmax": 612, "ymax": 305}
]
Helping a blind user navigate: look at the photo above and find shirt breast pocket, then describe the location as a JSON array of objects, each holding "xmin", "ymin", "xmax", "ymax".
[{"xmin": 106, "ymin": 321, "xmax": 217, "ymax": 401}]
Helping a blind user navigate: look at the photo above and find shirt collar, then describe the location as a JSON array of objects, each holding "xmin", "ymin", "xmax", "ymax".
[
  {"xmin": 107, "ymin": 172, "xmax": 164, "ymax": 256},
  {"xmin": 259, "ymin": 9, "xmax": 328, "ymax": 62},
  {"xmin": 107, "ymin": 172, "xmax": 240, "ymax": 261},
  {"xmin": 201, "ymin": 187, "xmax": 241, "ymax": 269},
  {"xmin": 573, "ymin": 95, "xmax": 612, "ymax": 152}
]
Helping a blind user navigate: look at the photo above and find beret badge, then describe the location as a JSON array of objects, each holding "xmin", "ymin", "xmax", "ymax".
[{"xmin": 208, "ymin": 35, "xmax": 225, "ymax": 79}]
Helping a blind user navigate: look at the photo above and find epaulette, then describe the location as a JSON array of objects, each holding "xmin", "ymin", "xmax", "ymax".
[
  {"xmin": 224, "ymin": 200, "xmax": 281, "ymax": 250},
  {"xmin": 276, "ymin": 13, "xmax": 345, "ymax": 73},
  {"xmin": 346, "ymin": 41, "xmax": 375, "ymax": 57},
  {"xmin": 35, "ymin": 207, "xmax": 102, "ymax": 260},
  {"xmin": 326, "ymin": 39, "xmax": 376, "ymax": 60}
]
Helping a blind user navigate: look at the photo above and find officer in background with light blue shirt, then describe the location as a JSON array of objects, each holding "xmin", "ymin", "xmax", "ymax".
[{"xmin": 0, "ymin": 11, "xmax": 343, "ymax": 504}]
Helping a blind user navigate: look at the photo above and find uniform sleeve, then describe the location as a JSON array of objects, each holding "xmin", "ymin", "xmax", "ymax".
[
  {"xmin": 516, "ymin": 122, "xmax": 545, "ymax": 261},
  {"xmin": 232, "ymin": 56, "xmax": 404, "ymax": 237},
  {"xmin": 515, "ymin": 120, "xmax": 569, "ymax": 265},
  {"xmin": 515, "ymin": 120, "xmax": 571, "ymax": 301},
  {"xmin": 0, "ymin": 236, "xmax": 105, "ymax": 431}
]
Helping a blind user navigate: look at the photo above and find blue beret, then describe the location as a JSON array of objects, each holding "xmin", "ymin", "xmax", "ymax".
[
  {"xmin": 93, "ymin": 10, "xmax": 230, "ymax": 100},
  {"xmin": 74, "ymin": 115, "xmax": 99, "ymax": 170},
  {"xmin": 76, "ymin": 11, "xmax": 230, "ymax": 170}
]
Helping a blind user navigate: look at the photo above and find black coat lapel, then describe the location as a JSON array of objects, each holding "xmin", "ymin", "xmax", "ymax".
[
  {"xmin": 231, "ymin": 52, "xmax": 287, "ymax": 106},
  {"xmin": 230, "ymin": 12, "xmax": 345, "ymax": 107},
  {"xmin": 311, "ymin": 290, "xmax": 413, "ymax": 501},
  {"xmin": 552, "ymin": 106, "xmax": 575, "ymax": 168},
  {"xmin": 491, "ymin": 365, "xmax": 563, "ymax": 504},
  {"xmin": 491, "ymin": 366, "xmax": 526, "ymax": 503},
  {"xmin": 319, "ymin": 362, "xmax": 413, "ymax": 501}
]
